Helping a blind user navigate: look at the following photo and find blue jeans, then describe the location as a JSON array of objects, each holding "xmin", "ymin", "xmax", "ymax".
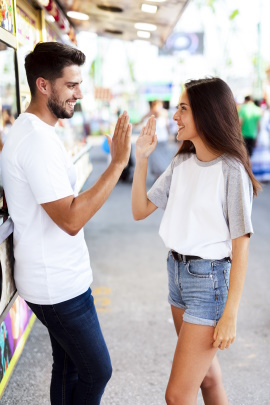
[{"xmin": 26, "ymin": 288, "xmax": 112, "ymax": 405}]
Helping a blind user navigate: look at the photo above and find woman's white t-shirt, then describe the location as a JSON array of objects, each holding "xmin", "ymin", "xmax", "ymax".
[
  {"xmin": 2, "ymin": 113, "xmax": 93, "ymax": 304},
  {"xmin": 147, "ymin": 153, "xmax": 253, "ymax": 260}
]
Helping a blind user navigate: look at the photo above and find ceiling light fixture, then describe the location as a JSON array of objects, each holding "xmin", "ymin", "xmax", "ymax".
[
  {"xmin": 137, "ymin": 31, "xmax": 151, "ymax": 39},
  {"xmin": 134, "ymin": 23, "xmax": 157, "ymax": 31},
  {"xmin": 67, "ymin": 11, "xmax": 89, "ymax": 21},
  {"xmin": 141, "ymin": 4, "xmax": 158, "ymax": 13}
]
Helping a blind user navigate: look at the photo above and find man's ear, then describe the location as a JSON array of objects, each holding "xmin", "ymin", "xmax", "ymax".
[{"xmin": 36, "ymin": 77, "xmax": 49, "ymax": 95}]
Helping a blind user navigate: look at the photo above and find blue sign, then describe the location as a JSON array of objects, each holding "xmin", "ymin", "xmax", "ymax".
[{"xmin": 160, "ymin": 32, "xmax": 204, "ymax": 55}]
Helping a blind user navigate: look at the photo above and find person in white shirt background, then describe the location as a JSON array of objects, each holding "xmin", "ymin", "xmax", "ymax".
[
  {"xmin": 2, "ymin": 42, "xmax": 131, "ymax": 405},
  {"xmin": 131, "ymin": 77, "xmax": 261, "ymax": 405},
  {"xmin": 135, "ymin": 99, "xmax": 171, "ymax": 181}
]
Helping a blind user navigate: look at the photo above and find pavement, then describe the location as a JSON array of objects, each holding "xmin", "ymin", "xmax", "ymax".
[{"xmin": 1, "ymin": 143, "xmax": 270, "ymax": 405}]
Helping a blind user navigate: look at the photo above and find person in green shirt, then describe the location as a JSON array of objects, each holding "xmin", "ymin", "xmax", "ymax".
[{"xmin": 238, "ymin": 95, "xmax": 262, "ymax": 156}]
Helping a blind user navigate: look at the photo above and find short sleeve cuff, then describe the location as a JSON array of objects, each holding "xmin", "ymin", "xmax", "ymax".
[
  {"xmin": 147, "ymin": 190, "xmax": 166, "ymax": 210},
  {"xmin": 230, "ymin": 226, "xmax": 254, "ymax": 240},
  {"xmin": 37, "ymin": 189, "xmax": 74, "ymax": 204}
]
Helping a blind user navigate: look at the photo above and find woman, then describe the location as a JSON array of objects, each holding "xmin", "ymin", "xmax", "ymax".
[{"xmin": 131, "ymin": 78, "xmax": 260, "ymax": 405}]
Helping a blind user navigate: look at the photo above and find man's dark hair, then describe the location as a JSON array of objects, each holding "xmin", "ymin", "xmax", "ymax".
[
  {"xmin": 25, "ymin": 42, "xmax": 86, "ymax": 96},
  {"xmin": 244, "ymin": 95, "xmax": 252, "ymax": 102}
]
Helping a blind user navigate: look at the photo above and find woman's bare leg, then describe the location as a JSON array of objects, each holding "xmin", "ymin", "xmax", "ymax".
[
  {"xmin": 168, "ymin": 306, "xmax": 228, "ymax": 405},
  {"xmin": 171, "ymin": 305, "xmax": 185, "ymax": 335},
  {"xmin": 201, "ymin": 356, "xmax": 229, "ymax": 405}
]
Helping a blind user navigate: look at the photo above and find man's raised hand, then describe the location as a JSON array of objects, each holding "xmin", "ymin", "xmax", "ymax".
[{"xmin": 106, "ymin": 111, "xmax": 132, "ymax": 168}]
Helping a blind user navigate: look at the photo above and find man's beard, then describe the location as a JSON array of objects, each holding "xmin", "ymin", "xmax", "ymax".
[{"xmin": 47, "ymin": 89, "xmax": 74, "ymax": 119}]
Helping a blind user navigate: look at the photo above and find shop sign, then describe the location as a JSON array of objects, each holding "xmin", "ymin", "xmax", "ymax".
[
  {"xmin": 140, "ymin": 82, "xmax": 172, "ymax": 101},
  {"xmin": 160, "ymin": 32, "xmax": 204, "ymax": 56}
]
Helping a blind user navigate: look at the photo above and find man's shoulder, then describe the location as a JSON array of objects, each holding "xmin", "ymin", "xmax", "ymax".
[
  {"xmin": 4, "ymin": 115, "xmax": 60, "ymax": 164},
  {"xmin": 7, "ymin": 114, "xmax": 42, "ymax": 140}
]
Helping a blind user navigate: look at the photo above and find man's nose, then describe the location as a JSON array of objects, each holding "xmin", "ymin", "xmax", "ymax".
[{"xmin": 75, "ymin": 86, "xmax": 83, "ymax": 100}]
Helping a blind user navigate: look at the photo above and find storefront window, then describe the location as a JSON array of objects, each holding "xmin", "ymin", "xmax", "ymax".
[{"xmin": 0, "ymin": 42, "xmax": 17, "ymax": 200}]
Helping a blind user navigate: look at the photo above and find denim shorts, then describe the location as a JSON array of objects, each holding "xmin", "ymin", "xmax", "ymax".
[{"xmin": 167, "ymin": 251, "xmax": 231, "ymax": 327}]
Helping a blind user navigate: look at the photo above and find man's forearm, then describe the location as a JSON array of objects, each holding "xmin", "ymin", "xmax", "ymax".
[{"xmin": 69, "ymin": 161, "xmax": 124, "ymax": 233}]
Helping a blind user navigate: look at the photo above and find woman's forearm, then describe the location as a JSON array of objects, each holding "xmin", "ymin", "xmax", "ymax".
[
  {"xmin": 132, "ymin": 158, "xmax": 157, "ymax": 220},
  {"xmin": 131, "ymin": 159, "xmax": 149, "ymax": 220},
  {"xmin": 132, "ymin": 115, "xmax": 158, "ymax": 220},
  {"xmin": 223, "ymin": 235, "xmax": 250, "ymax": 319}
]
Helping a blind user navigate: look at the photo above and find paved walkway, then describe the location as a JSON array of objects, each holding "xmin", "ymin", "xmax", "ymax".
[{"xmin": 2, "ymin": 144, "xmax": 270, "ymax": 404}]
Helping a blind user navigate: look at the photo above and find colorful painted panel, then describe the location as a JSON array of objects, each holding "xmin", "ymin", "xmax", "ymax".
[
  {"xmin": 0, "ymin": 0, "xmax": 15, "ymax": 35},
  {"xmin": 0, "ymin": 297, "xmax": 34, "ymax": 395}
]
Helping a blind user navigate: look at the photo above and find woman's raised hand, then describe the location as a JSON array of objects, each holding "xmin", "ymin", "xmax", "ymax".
[{"xmin": 135, "ymin": 116, "xmax": 158, "ymax": 161}]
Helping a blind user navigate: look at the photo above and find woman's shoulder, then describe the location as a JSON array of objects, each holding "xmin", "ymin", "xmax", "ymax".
[
  {"xmin": 172, "ymin": 152, "xmax": 194, "ymax": 169},
  {"xmin": 221, "ymin": 154, "xmax": 251, "ymax": 184},
  {"xmin": 222, "ymin": 154, "xmax": 245, "ymax": 171}
]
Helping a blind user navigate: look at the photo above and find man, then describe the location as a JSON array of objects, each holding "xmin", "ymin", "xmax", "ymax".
[
  {"xmin": 1, "ymin": 42, "xmax": 131, "ymax": 404},
  {"xmin": 238, "ymin": 95, "xmax": 262, "ymax": 156}
]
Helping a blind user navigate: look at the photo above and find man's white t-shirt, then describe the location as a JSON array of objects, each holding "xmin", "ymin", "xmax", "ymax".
[
  {"xmin": 147, "ymin": 153, "xmax": 253, "ymax": 260},
  {"xmin": 1, "ymin": 113, "xmax": 93, "ymax": 304}
]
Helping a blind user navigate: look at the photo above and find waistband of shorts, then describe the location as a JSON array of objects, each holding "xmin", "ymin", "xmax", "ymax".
[{"xmin": 170, "ymin": 250, "xmax": 231, "ymax": 262}]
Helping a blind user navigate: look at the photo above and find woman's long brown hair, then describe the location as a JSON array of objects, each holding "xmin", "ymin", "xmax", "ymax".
[{"xmin": 176, "ymin": 77, "xmax": 261, "ymax": 196}]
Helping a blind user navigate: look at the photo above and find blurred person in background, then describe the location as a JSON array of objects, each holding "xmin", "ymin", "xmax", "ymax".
[
  {"xmin": 136, "ymin": 99, "xmax": 171, "ymax": 180},
  {"xmin": 1, "ymin": 42, "xmax": 131, "ymax": 405},
  {"xmin": 250, "ymin": 99, "xmax": 270, "ymax": 182},
  {"xmin": 1, "ymin": 108, "xmax": 14, "ymax": 144},
  {"xmin": 132, "ymin": 78, "xmax": 260, "ymax": 405},
  {"xmin": 238, "ymin": 95, "xmax": 262, "ymax": 156}
]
